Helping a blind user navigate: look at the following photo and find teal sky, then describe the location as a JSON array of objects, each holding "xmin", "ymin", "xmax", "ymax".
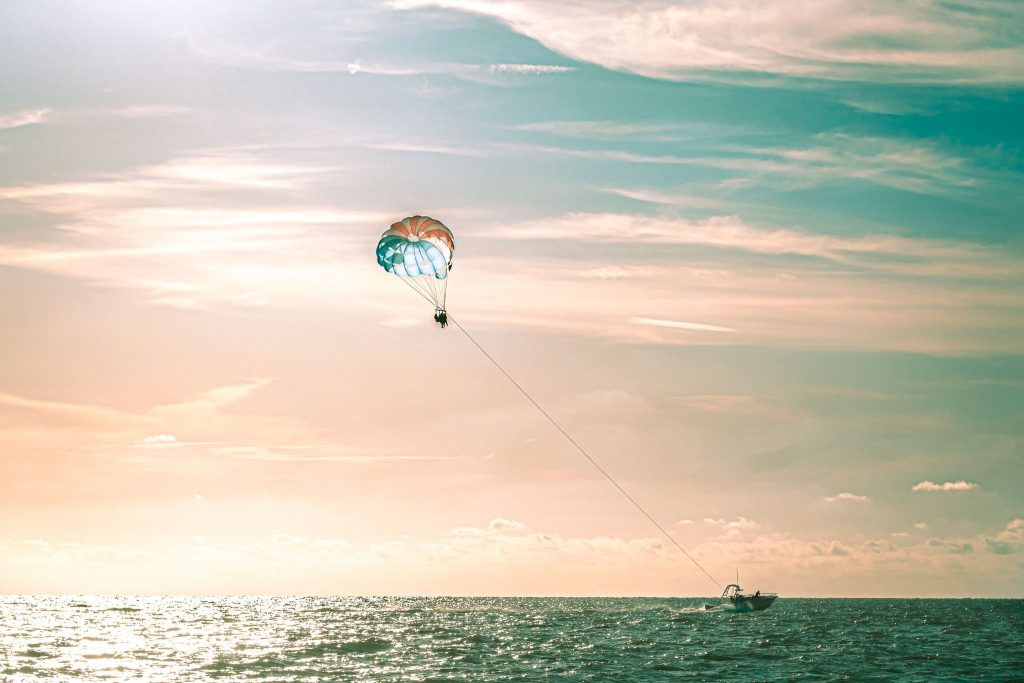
[{"xmin": 0, "ymin": 0, "xmax": 1022, "ymax": 596}]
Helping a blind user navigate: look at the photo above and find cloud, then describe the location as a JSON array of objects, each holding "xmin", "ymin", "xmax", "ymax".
[
  {"xmin": 184, "ymin": 33, "xmax": 432, "ymax": 76},
  {"xmin": 698, "ymin": 133, "xmax": 987, "ymax": 196},
  {"xmin": 393, "ymin": 0, "xmax": 1024, "ymax": 85},
  {"xmin": 514, "ymin": 120, "xmax": 685, "ymax": 140},
  {"xmin": 5, "ymin": 377, "xmax": 460, "ymax": 471},
  {"xmin": 3, "ymin": 145, "xmax": 1021, "ymax": 356},
  {"xmin": 139, "ymin": 434, "xmax": 179, "ymax": 446},
  {"xmin": 704, "ymin": 517, "xmax": 758, "ymax": 531},
  {"xmin": 488, "ymin": 518, "xmax": 527, "ymax": 532},
  {"xmin": 488, "ymin": 64, "xmax": 575, "ymax": 75},
  {"xmin": 527, "ymin": 133, "xmax": 998, "ymax": 197},
  {"xmin": 985, "ymin": 519, "xmax": 1023, "ymax": 555},
  {"xmin": 927, "ymin": 538, "xmax": 974, "ymax": 554},
  {"xmin": 0, "ymin": 391, "xmax": 139, "ymax": 431},
  {"xmin": 912, "ymin": 480, "xmax": 979, "ymax": 492},
  {"xmin": 601, "ymin": 188, "xmax": 723, "ymax": 209},
  {"xmin": 630, "ymin": 317, "xmax": 735, "ymax": 333},
  {"xmin": 573, "ymin": 265, "xmax": 637, "ymax": 280},
  {"xmin": 186, "ymin": 34, "xmax": 572, "ymax": 82},
  {"xmin": 4, "ymin": 516, "xmax": 1024, "ymax": 595},
  {"xmin": 0, "ymin": 148, "xmax": 385, "ymax": 309},
  {"xmin": 462, "ymin": 208, "xmax": 1023, "ymax": 354},
  {"xmin": 485, "ymin": 211, "xmax": 1019, "ymax": 275},
  {"xmin": 0, "ymin": 107, "xmax": 52, "ymax": 130},
  {"xmin": 915, "ymin": 522, "xmax": 929, "ymax": 530},
  {"xmin": 824, "ymin": 492, "xmax": 870, "ymax": 503},
  {"xmin": 671, "ymin": 394, "xmax": 791, "ymax": 420}
]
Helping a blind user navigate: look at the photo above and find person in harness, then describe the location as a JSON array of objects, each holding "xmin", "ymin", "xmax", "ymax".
[{"xmin": 433, "ymin": 308, "xmax": 448, "ymax": 329}]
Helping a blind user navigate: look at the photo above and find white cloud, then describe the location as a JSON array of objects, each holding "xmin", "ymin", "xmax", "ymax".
[
  {"xmin": 0, "ymin": 149, "xmax": 385, "ymax": 310},
  {"xmin": 462, "ymin": 209, "xmax": 1022, "ymax": 355},
  {"xmin": 186, "ymin": 35, "xmax": 571, "ymax": 82},
  {"xmin": 489, "ymin": 64, "xmax": 574, "ymax": 75},
  {"xmin": 915, "ymin": 522, "xmax": 929, "ymax": 530},
  {"xmin": 484, "ymin": 212, "xmax": 1019, "ymax": 279},
  {"xmin": 527, "ymin": 133, "xmax": 995, "ymax": 197},
  {"xmin": 574, "ymin": 265, "xmax": 636, "ymax": 280},
  {"xmin": 514, "ymin": 120, "xmax": 684, "ymax": 140},
  {"xmin": 140, "ymin": 434, "xmax": 179, "ymax": 446},
  {"xmin": 488, "ymin": 518, "xmax": 527, "ymax": 532},
  {"xmin": 702, "ymin": 133, "xmax": 985, "ymax": 196},
  {"xmin": 602, "ymin": 188, "xmax": 723, "ymax": 209},
  {"xmin": 704, "ymin": 517, "xmax": 758, "ymax": 530},
  {"xmin": 912, "ymin": 480, "xmax": 979, "ymax": 492},
  {"xmin": 393, "ymin": 0, "xmax": 1024, "ymax": 85},
  {"xmin": 630, "ymin": 317, "xmax": 735, "ymax": 334},
  {"xmin": 0, "ymin": 107, "xmax": 52, "ymax": 130},
  {"xmin": 824, "ymin": 492, "xmax": 870, "ymax": 503},
  {"xmin": 4, "ymin": 516, "xmax": 1023, "ymax": 595}
]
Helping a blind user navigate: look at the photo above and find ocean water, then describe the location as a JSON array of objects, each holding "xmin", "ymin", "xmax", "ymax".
[{"xmin": 1, "ymin": 596, "xmax": 1022, "ymax": 681}]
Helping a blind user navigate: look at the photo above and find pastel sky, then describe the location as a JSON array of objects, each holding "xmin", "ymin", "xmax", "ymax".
[{"xmin": 1, "ymin": 0, "xmax": 1022, "ymax": 597}]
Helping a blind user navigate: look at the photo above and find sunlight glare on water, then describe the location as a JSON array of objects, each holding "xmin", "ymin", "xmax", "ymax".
[{"xmin": 1, "ymin": 596, "xmax": 1022, "ymax": 681}]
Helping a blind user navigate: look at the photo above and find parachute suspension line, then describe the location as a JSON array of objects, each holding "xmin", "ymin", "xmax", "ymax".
[
  {"xmin": 395, "ymin": 272, "xmax": 448, "ymax": 313},
  {"xmin": 397, "ymin": 275, "xmax": 440, "ymax": 310},
  {"xmin": 447, "ymin": 314, "xmax": 724, "ymax": 593}
]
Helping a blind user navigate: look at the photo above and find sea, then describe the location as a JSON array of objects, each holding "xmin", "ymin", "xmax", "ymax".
[{"xmin": 2, "ymin": 596, "xmax": 1022, "ymax": 682}]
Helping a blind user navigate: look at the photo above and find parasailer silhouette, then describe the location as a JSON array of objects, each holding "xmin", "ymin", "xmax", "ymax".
[{"xmin": 376, "ymin": 215, "xmax": 454, "ymax": 326}]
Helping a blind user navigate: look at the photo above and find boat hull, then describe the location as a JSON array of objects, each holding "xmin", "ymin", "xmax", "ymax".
[{"xmin": 730, "ymin": 594, "xmax": 777, "ymax": 612}]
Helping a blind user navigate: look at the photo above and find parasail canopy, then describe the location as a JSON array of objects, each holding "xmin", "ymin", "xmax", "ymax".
[{"xmin": 376, "ymin": 215, "xmax": 455, "ymax": 310}]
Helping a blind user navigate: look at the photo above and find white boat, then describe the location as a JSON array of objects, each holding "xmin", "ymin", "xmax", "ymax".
[{"xmin": 721, "ymin": 583, "xmax": 777, "ymax": 612}]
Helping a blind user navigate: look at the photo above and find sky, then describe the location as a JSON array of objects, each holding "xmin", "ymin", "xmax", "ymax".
[{"xmin": 1, "ymin": 0, "xmax": 1022, "ymax": 597}]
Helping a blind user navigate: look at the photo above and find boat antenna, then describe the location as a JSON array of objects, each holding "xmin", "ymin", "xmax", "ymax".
[{"xmin": 447, "ymin": 313, "xmax": 724, "ymax": 592}]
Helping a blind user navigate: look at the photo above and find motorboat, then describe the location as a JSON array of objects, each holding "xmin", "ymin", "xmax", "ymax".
[{"xmin": 721, "ymin": 583, "xmax": 777, "ymax": 612}]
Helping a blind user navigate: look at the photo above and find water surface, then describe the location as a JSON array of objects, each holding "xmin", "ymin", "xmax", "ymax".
[{"xmin": 2, "ymin": 596, "xmax": 1021, "ymax": 681}]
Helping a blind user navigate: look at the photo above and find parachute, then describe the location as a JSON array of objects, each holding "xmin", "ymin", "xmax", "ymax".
[{"xmin": 376, "ymin": 215, "xmax": 455, "ymax": 314}]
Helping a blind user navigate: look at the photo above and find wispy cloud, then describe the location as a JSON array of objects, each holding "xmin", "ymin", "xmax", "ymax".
[
  {"xmin": 186, "ymin": 34, "xmax": 572, "ymax": 82},
  {"xmin": 0, "ymin": 148, "xmax": 385, "ymax": 309},
  {"xmin": 483, "ymin": 212, "xmax": 1014, "ymax": 271},
  {"xmin": 0, "ymin": 378, "xmax": 424, "ymax": 474},
  {"xmin": 526, "ymin": 133, "xmax": 1000, "ymax": 197},
  {"xmin": 704, "ymin": 516, "xmax": 758, "ymax": 530},
  {"xmin": 0, "ymin": 107, "xmax": 52, "ymax": 130},
  {"xmin": 699, "ymin": 133, "xmax": 985, "ymax": 196},
  {"xmin": 513, "ymin": 120, "xmax": 694, "ymax": 140},
  {"xmin": 601, "ymin": 188, "xmax": 724, "ymax": 209},
  {"xmin": 393, "ymin": 0, "xmax": 1024, "ymax": 85},
  {"xmin": 139, "ymin": 434, "xmax": 180, "ymax": 447},
  {"xmin": 824, "ymin": 492, "xmax": 870, "ymax": 503},
  {"xmin": 912, "ymin": 480, "xmax": 979, "ymax": 492},
  {"xmin": 0, "ymin": 391, "xmax": 139, "ymax": 430},
  {"xmin": 630, "ymin": 317, "xmax": 735, "ymax": 333},
  {"xmin": 465, "ymin": 211, "xmax": 1023, "ymax": 354},
  {"xmin": 488, "ymin": 64, "xmax": 574, "ymax": 75}
]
